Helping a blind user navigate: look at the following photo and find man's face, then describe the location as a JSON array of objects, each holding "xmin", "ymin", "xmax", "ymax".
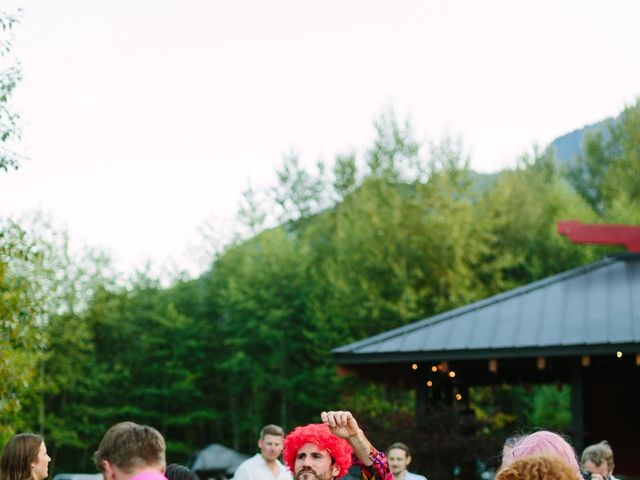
[
  {"xmin": 259, "ymin": 434, "xmax": 285, "ymax": 462},
  {"xmin": 387, "ymin": 448, "xmax": 411, "ymax": 478},
  {"xmin": 583, "ymin": 460, "xmax": 610, "ymax": 479},
  {"xmin": 294, "ymin": 443, "xmax": 339, "ymax": 480}
]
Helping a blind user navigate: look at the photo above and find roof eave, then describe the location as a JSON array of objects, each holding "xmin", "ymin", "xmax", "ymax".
[{"xmin": 333, "ymin": 342, "xmax": 640, "ymax": 365}]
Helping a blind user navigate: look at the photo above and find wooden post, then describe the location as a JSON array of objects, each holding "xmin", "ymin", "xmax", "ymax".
[
  {"xmin": 416, "ymin": 377, "xmax": 427, "ymax": 427},
  {"xmin": 570, "ymin": 362, "xmax": 585, "ymax": 453}
]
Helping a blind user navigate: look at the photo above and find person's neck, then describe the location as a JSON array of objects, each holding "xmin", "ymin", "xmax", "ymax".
[
  {"xmin": 394, "ymin": 471, "xmax": 407, "ymax": 480},
  {"xmin": 263, "ymin": 457, "xmax": 280, "ymax": 478},
  {"xmin": 118, "ymin": 466, "xmax": 164, "ymax": 480}
]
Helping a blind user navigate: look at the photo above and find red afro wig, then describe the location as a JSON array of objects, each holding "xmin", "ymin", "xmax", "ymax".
[{"xmin": 283, "ymin": 424, "xmax": 353, "ymax": 479}]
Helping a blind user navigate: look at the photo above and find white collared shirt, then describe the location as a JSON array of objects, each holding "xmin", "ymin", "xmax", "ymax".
[{"xmin": 233, "ymin": 454, "xmax": 292, "ymax": 480}]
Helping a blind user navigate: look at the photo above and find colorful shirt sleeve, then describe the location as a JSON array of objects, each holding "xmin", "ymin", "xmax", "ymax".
[{"xmin": 352, "ymin": 447, "xmax": 392, "ymax": 480}]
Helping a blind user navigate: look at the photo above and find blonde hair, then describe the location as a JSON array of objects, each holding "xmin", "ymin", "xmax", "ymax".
[
  {"xmin": 93, "ymin": 422, "xmax": 165, "ymax": 473},
  {"xmin": 581, "ymin": 441, "xmax": 614, "ymax": 473}
]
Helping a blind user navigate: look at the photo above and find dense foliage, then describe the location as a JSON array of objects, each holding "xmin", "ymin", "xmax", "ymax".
[
  {"xmin": 0, "ymin": 9, "xmax": 23, "ymax": 172},
  {"xmin": 2, "ymin": 38, "xmax": 638, "ymax": 477}
]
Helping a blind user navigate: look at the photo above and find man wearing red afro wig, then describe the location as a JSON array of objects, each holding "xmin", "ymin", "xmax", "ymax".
[{"xmin": 283, "ymin": 411, "xmax": 391, "ymax": 480}]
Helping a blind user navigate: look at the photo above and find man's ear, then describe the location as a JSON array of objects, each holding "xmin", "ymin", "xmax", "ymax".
[
  {"xmin": 331, "ymin": 464, "xmax": 340, "ymax": 479},
  {"xmin": 258, "ymin": 438, "xmax": 264, "ymax": 449},
  {"xmin": 406, "ymin": 455, "xmax": 412, "ymax": 467},
  {"xmin": 102, "ymin": 461, "xmax": 116, "ymax": 480}
]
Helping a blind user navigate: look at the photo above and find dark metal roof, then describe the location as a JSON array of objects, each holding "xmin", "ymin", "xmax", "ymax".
[{"xmin": 333, "ymin": 254, "xmax": 640, "ymax": 364}]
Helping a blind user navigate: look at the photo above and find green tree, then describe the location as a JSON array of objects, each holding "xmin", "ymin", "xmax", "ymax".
[
  {"xmin": 0, "ymin": 9, "xmax": 23, "ymax": 171},
  {"xmin": 0, "ymin": 220, "xmax": 45, "ymax": 444},
  {"xmin": 208, "ymin": 226, "xmax": 317, "ymax": 449},
  {"xmin": 566, "ymin": 99, "xmax": 640, "ymax": 216},
  {"xmin": 2, "ymin": 214, "xmax": 117, "ymax": 472},
  {"xmin": 304, "ymin": 130, "xmax": 488, "ymax": 351},
  {"xmin": 475, "ymin": 149, "xmax": 602, "ymax": 291},
  {"xmin": 272, "ymin": 153, "xmax": 329, "ymax": 224}
]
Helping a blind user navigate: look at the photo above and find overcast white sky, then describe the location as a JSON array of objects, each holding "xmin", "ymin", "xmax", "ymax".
[{"xmin": 1, "ymin": 0, "xmax": 639, "ymax": 276}]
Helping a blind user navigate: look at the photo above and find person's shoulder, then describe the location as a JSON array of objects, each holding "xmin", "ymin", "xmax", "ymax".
[
  {"xmin": 236, "ymin": 454, "xmax": 262, "ymax": 470},
  {"xmin": 129, "ymin": 471, "xmax": 166, "ymax": 480},
  {"xmin": 277, "ymin": 461, "xmax": 292, "ymax": 477},
  {"xmin": 406, "ymin": 472, "xmax": 427, "ymax": 480}
]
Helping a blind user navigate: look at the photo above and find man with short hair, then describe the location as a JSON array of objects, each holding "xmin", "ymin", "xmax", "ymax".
[
  {"xmin": 386, "ymin": 443, "xmax": 426, "ymax": 480},
  {"xmin": 234, "ymin": 425, "xmax": 292, "ymax": 480},
  {"xmin": 581, "ymin": 441, "xmax": 618, "ymax": 480},
  {"xmin": 283, "ymin": 411, "xmax": 391, "ymax": 480},
  {"xmin": 94, "ymin": 421, "xmax": 166, "ymax": 480}
]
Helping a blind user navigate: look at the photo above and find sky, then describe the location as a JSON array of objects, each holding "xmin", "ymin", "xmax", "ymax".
[{"xmin": 1, "ymin": 0, "xmax": 639, "ymax": 276}]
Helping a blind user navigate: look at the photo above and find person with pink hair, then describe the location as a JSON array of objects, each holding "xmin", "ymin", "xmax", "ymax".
[
  {"xmin": 500, "ymin": 431, "xmax": 581, "ymax": 480},
  {"xmin": 283, "ymin": 411, "xmax": 391, "ymax": 480}
]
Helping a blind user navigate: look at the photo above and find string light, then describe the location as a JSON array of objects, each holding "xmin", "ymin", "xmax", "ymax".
[
  {"xmin": 489, "ymin": 359, "xmax": 498, "ymax": 373},
  {"xmin": 448, "ymin": 371, "xmax": 456, "ymax": 378},
  {"xmin": 411, "ymin": 363, "xmax": 418, "ymax": 370},
  {"xmin": 431, "ymin": 365, "xmax": 438, "ymax": 372},
  {"xmin": 426, "ymin": 380, "xmax": 433, "ymax": 387},
  {"xmin": 616, "ymin": 351, "xmax": 623, "ymax": 358},
  {"xmin": 455, "ymin": 393, "xmax": 462, "ymax": 401}
]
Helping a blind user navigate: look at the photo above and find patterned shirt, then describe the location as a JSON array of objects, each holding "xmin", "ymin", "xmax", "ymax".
[{"xmin": 352, "ymin": 447, "xmax": 393, "ymax": 480}]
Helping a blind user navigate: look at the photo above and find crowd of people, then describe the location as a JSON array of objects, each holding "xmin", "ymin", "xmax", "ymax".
[{"xmin": 0, "ymin": 411, "xmax": 619, "ymax": 480}]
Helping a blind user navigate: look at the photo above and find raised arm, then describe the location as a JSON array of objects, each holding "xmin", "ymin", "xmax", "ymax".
[{"xmin": 320, "ymin": 411, "xmax": 391, "ymax": 480}]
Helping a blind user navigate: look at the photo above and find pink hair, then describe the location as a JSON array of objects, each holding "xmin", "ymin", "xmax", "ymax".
[
  {"xmin": 283, "ymin": 424, "xmax": 353, "ymax": 479},
  {"xmin": 507, "ymin": 431, "xmax": 581, "ymax": 479}
]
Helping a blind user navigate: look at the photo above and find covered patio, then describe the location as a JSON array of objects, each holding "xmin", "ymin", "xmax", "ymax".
[{"xmin": 333, "ymin": 253, "xmax": 640, "ymax": 476}]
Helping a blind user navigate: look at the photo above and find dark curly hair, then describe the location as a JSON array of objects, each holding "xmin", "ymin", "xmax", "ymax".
[{"xmin": 283, "ymin": 424, "xmax": 353, "ymax": 479}]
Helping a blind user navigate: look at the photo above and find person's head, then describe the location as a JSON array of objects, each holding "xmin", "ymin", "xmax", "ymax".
[
  {"xmin": 501, "ymin": 436, "xmax": 519, "ymax": 465},
  {"xmin": 93, "ymin": 422, "xmax": 166, "ymax": 480},
  {"xmin": 165, "ymin": 464, "xmax": 199, "ymax": 480},
  {"xmin": 283, "ymin": 424, "xmax": 352, "ymax": 480},
  {"xmin": 497, "ymin": 454, "xmax": 578, "ymax": 480},
  {"xmin": 0, "ymin": 434, "xmax": 50, "ymax": 480},
  {"xmin": 581, "ymin": 441, "xmax": 614, "ymax": 478},
  {"xmin": 258, "ymin": 425, "xmax": 286, "ymax": 463},
  {"xmin": 502, "ymin": 431, "xmax": 580, "ymax": 480},
  {"xmin": 386, "ymin": 443, "xmax": 412, "ymax": 478}
]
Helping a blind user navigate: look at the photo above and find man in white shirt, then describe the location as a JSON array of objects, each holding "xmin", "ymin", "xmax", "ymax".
[
  {"xmin": 386, "ymin": 443, "xmax": 427, "ymax": 480},
  {"xmin": 234, "ymin": 425, "xmax": 292, "ymax": 480}
]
